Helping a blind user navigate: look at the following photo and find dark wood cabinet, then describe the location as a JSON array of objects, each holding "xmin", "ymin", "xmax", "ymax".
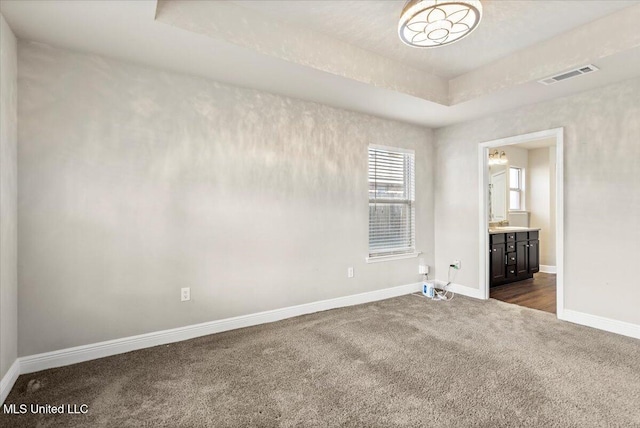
[
  {"xmin": 528, "ymin": 240, "xmax": 539, "ymax": 274},
  {"xmin": 490, "ymin": 243, "xmax": 506, "ymax": 283},
  {"xmin": 516, "ymin": 240, "xmax": 528, "ymax": 276},
  {"xmin": 490, "ymin": 230, "xmax": 540, "ymax": 287}
]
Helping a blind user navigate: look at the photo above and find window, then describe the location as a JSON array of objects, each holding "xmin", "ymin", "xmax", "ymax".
[
  {"xmin": 368, "ymin": 146, "xmax": 415, "ymax": 258},
  {"xmin": 509, "ymin": 167, "xmax": 523, "ymax": 210}
]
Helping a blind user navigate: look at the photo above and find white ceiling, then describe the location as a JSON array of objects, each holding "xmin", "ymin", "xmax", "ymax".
[
  {"xmin": 1, "ymin": 0, "xmax": 640, "ymax": 128},
  {"xmin": 231, "ymin": 0, "xmax": 636, "ymax": 78}
]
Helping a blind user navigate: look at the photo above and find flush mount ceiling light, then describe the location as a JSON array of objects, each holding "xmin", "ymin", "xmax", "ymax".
[
  {"xmin": 398, "ymin": 0, "xmax": 483, "ymax": 48},
  {"xmin": 488, "ymin": 150, "xmax": 508, "ymax": 166}
]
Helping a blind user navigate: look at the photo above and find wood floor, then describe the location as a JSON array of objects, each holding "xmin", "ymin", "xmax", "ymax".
[{"xmin": 490, "ymin": 272, "xmax": 556, "ymax": 314}]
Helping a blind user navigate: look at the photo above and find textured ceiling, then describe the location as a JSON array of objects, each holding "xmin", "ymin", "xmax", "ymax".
[
  {"xmin": 2, "ymin": 0, "xmax": 640, "ymax": 127},
  {"xmin": 232, "ymin": 0, "xmax": 638, "ymax": 78}
]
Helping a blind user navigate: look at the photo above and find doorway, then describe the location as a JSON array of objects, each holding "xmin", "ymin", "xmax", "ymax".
[{"xmin": 478, "ymin": 128, "xmax": 564, "ymax": 317}]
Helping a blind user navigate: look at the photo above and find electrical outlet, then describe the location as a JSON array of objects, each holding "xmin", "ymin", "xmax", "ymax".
[
  {"xmin": 347, "ymin": 267, "xmax": 354, "ymax": 278},
  {"xmin": 181, "ymin": 287, "xmax": 190, "ymax": 302},
  {"xmin": 453, "ymin": 260, "xmax": 461, "ymax": 270}
]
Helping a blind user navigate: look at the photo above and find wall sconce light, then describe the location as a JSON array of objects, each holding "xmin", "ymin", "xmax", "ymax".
[{"xmin": 488, "ymin": 150, "xmax": 508, "ymax": 165}]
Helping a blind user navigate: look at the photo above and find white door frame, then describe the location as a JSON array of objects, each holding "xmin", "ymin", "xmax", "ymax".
[{"xmin": 478, "ymin": 128, "xmax": 564, "ymax": 318}]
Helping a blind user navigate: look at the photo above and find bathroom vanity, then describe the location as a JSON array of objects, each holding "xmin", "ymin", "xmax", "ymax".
[{"xmin": 489, "ymin": 227, "xmax": 540, "ymax": 286}]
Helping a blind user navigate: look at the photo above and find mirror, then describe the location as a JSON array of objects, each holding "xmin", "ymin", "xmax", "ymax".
[{"xmin": 489, "ymin": 163, "xmax": 508, "ymax": 222}]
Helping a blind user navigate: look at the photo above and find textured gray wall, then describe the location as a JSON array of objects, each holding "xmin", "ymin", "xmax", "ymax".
[
  {"xmin": 528, "ymin": 147, "xmax": 556, "ymax": 267},
  {"xmin": 435, "ymin": 77, "xmax": 640, "ymax": 325},
  {"xmin": 17, "ymin": 42, "xmax": 435, "ymax": 356},
  {"xmin": 0, "ymin": 14, "xmax": 18, "ymax": 379}
]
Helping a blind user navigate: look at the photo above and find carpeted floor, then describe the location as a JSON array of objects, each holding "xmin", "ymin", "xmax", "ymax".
[{"xmin": 2, "ymin": 295, "xmax": 639, "ymax": 427}]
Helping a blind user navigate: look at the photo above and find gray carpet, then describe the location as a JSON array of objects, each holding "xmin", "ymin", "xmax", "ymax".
[{"xmin": 2, "ymin": 295, "xmax": 639, "ymax": 427}]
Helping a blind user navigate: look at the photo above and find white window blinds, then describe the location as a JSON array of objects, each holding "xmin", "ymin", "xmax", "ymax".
[{"xmin": 368, "ymin": 146, "xmax": 415, "ymax": 257}]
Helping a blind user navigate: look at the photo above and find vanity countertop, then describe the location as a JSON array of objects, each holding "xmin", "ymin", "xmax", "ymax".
[{"xmin": 488, "ymin": 227, "xmax": 541, "ymax": 234}]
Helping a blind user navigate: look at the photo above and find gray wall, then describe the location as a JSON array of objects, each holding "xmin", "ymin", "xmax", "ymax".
[
  {"xmin": 17, "ymin": 42, "xmax": 435, "ymax": 356},
  {"xmin": 0, "ymin": 14, "xmax": 18, "ymax": 379},
  {"xmin": 528, "ymin": 147, "xmax": 556, "ymax": 267},
  {"xmin": 435, "ymin": 77, "xmax": 640, "ymax": 325}
]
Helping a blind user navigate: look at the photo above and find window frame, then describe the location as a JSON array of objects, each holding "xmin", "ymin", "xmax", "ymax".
[
  {"xmin": 366, "ymin": 145, "xmax": 420, "ymax": 263},
  {"xmin": 509, "ymin": 166, "xmax": 525, "ymax": 211}
]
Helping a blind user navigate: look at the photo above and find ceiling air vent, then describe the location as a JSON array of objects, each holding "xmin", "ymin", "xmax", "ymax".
[{"xmin": 538, "ymin": 64, "xmax": 599, "ymax": 85}]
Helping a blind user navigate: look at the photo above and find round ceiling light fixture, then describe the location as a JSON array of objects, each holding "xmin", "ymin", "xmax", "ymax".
[{"xmin": 398, "ymin": 0, "xmax": 483, "ymax": 48}]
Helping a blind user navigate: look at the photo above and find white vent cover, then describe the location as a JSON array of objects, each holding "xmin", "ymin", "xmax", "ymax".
[{"xmin": 538, "ymin": 64, "xmax": 599, "ymax": 85}]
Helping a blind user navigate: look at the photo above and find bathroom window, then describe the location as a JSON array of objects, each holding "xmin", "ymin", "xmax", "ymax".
[
  {"xmin": 509, "ymin": 167, "xmax": 524, "ymax": 210},
  {"xmin": 368, "ymin": 146, "xmax": 415, "ymax": 258}
]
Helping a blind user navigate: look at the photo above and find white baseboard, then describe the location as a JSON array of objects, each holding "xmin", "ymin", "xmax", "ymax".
[
  {"xmin": 1, "ymin": 359, "xmax": 20, "ymax": 404},
  {"xmin": 435, "ymin": 280, "xmax": 485, "ymax": 300},
  {"xmin": 18, "ymin": 282, "xmax": 421, "ymax": 376},
  {"xmin": 560, "ymin": 309, "xmax": 640, "ymax": 340},
  {"xmin": 540, "ymin": 265, "xmax": 557, "ymax": 273}
]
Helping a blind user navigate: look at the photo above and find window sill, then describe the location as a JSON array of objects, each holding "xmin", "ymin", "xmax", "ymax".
[{"xmin": 365, "ymin": 252, "xmax": 421, "ymax": 264}]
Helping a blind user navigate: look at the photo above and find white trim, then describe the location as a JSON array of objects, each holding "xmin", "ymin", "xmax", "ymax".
[
  {"xmin": 368, "ymin": 144, "xmax": 415, "ymax": 155},
  {"xmin": 540, "ymin": 265, "xmax": 557, "ymax": 274},
  {"xmin": 479, "ymin": 127, "xmax": 564, "ymax": 316},
  {"xmin": 18, "ymin": 282, "xmax": 421, "ymax": 375},
  {"xmin": 560, "ymin": 310, "xmax": 640, "ymax": 340},
  {"xmin": 366, "ymin": 251, "xmax": 421, "ymax": 263},
  {"xmin": 478, "ymin": 144, "xmax": 490, "ymax": 299},
  {"xmin": 555, "ymin": 135, "xmax": 564, "ymax": 318},
  {"xmin": 434, "ymin": 280, "xmax": 485, "ymax": 300},
  {"xmin": 1, "ymin": 359, "xmax": 20, "ymax": 404}
]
